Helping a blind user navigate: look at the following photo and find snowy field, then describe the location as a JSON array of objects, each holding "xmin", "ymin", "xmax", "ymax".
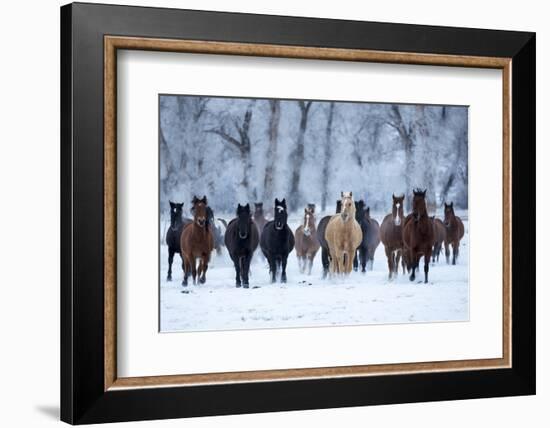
[{"xmin": 160, "ymin": 212, "xmax": 469, "ymax": 332}]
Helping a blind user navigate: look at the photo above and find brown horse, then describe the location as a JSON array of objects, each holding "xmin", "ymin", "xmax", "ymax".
[
  {"xmin": 443, "ymin": 202, "xmax": 465, "ymax": 265},
  {"xmin": 380, "ymin": 194, "xmax": 406, "ymax": 280},
  {"xmin": 431, "ymin": 216, "xmax": 446, "ymax": 263},
  {"xmin": 325, "ymin": 192, "xmax": 363, "ymax": 275},
  {"xmin": 403, "ymin": 189, "xmax": 435, "ymax": 283},
  {"xmin": 180, "ymin": 196, "xmax": 214, "ymax": 286},
  {"xmin": 295, "ymin": 207, "xmax": 320, "ymax": 275}
]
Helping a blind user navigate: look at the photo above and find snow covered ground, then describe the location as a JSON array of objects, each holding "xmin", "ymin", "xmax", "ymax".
[{"xmin": 160, "ymin": 212, "xmax": 469, "ymax": 332}]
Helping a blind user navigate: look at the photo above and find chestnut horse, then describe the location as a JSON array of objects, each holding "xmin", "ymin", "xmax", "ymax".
[
  {"xmin": 431, "ymin": 216, "xmax": 446, "ymax": 263},
  {"xmin": 325, "ymin": 192, "xmax": 363, "ymax": 275},
  {"xmin": 403, "ymin": 189, "xmax": 435, "ymax": 283},
  {"xmin": 295, "ymin": 207, "xmax": 320, "ymax": 275},
  {"xmin": 180, "ymin": 196, "xmax": 214, "ymax": 286},
  {"xmin": 443, "ymin": 202, "xmax": 465, "ymax": 265},
  {"xmin": 380, "ymin": 194, "xmax": 406, "ymax": 280}
]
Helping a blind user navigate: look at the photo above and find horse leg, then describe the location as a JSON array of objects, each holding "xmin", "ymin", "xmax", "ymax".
[
  {"xmin": 452, "ymin": 241, "xmax": 458, "ymax": 265},
  {"xmin": 359, "ymin": 247, "xmax": 367, "ymax": 273},
  {"xmin": 242, "ymin": 254, "xmax": 252, "ymax": 288},
  {"xmin": 269, "ymin": 256, "xmax": 277, "ymax": 283},
  {"xmin": 385, "ymin": 247, "xmax": 393, "ymax": 280},
  {"xmin": 444, "ymin": 241, "xmax": 450, "ymax": 264},
  {"xmin": 424, "ymin": 251, "xmax": 431, "ymax": 283},
  {"xmin": 167, "ymin": 248, "xmax": 175, "ymax": 281},
  {"xmin": 281, "ymin": 255, "xmax": 288, "ymax": 283},
  {"xmin": 307, "ymin": 253, "xmax": 314, "ymax": 275},
  {"xmin": 409, "ymin": 252, "xmax": 417, "ymax": 282},
  {"xmin": 199, "ymin": 254, "xmax": 208, "ymax": 284},
  {"xmin": 191, "ymin": 256, "xmax": 198, "ymax": 285},
  {"xmin": 321, "ymin": 248, "xmax": 329, "ymax": 279},
  {"xmin": 353, "ymin": 250, "xmax": 359, "ymax": 272},
  {"xmin": 233, "ymin": 256, "xmax": 242, "ymax": 288},
  {"xmin": 181, "ymin": 254, "xmax": 190, "ymax": 287},
  {"xmin": 394, "ymin": 250, "xmax": 405, "ymax": 276}
]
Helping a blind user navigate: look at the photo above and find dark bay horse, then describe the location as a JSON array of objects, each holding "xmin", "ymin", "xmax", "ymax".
[
  {"xmin": 353, "ymin": 200, "xmax": 381, "ymax": 272},
  {"xmin": 165, "ymin": 201, "xmax": 192, "ymax": 281},
  {"xmin": 253, "ymin": 202, "xmax": 268, "ymax": 237},
  {"xmin": 295, "ymin": 206, "xmax": 320, "ymax": 275},
  {"xmin": 380, "ymin": 194, "xmax": 406, "ymax": 280},
  {"xmin": 180, "ymin": 196, "xmax": 214, "ymax": 286},
  {"xmin": 316, "ymin": 200, "xmax": 342, "ymax": 279},
  {"xmin": 443, "ymin": 202, "xmax": 465, "ymax": 265},
  {"xmin": 224, "ymin": 203, "xmax": 259, "ymax": 288},
  {"xmin": 260, "ymin": 198, "xmax": 295, "ymax": 283},
  {"xmin": 364, "ymin": 206, "xmax": 381, "ymax": 270},
  {"xmin": 431, "ymin": 216, "xmax": 446, "ymax": 263},
  {"xmin": 403, "ymin": 189, "xmax": 435, "ymax": 283}
]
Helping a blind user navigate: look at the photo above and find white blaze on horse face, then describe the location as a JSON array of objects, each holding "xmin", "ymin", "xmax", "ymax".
[
  {"xmin": 303, "ymin": 214, "xmax": 311, "ymax": 235},
  {"xmin": 394, "ymin": 203, "xmax": 401, "ymax": 226}
]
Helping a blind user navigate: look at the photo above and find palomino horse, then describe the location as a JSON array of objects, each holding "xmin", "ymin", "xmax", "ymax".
[
  {"xmin": 260, "ymin": 198, "xmax": 295, "ymax": 283},
  {"xmin": 295, "ymin": 206, "xmax": 320, "ymax": 275},
  {"xmin": 224, "ymin": 203, "xmax": 259, "ymax": 288},
  {"xmin": 165, "ymin": 201, "xmax": 192, "ymax": 281},
  {"xmin": 253, "ymin": 202, "xmax": 268, "ymax": 237},
  {"xmin": 180, "ymin": 196, "xmax": 214, "ymax": 286},
  {"xmin": 325, "ymin": 192, "xmax": 363, "ymax": 275},
  {"xmin": 403, "ymin": 189, "xmax": 435, "ymax": 283},
  {"xmin": 316, "ymin": 200, "xmax": 341, "ymax": 279},
  {"xmin": 443, "ymin": 202, "xmax": 465, "ymax": 265},
  {"xmin": 380, "ymin": 194, "xmax": 406, "ymax": 280},
  {"xmin": 431, "ymin": 216, "xmax": 446, "ymax": 263}
]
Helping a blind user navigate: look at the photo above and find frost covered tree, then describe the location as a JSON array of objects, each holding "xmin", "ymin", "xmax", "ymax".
[{"xmin": 159, "ymin": 95, "xmax": 468, "ymax": 216}]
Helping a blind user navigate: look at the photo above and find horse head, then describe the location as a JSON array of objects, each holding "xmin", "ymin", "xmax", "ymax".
[
  {"xmin": 192, "ymin": 195, "xmax": 208, "ymax": 228},
  {"xmin": 169, "ymin": 201, "xmax": 183, "ymax": 229},
  {"xmin": 340, "ymin": 192, "xmax": 355, "ymax": 222},
  {"xmin": 254, "ymin": 202, "xmax": 264, "ymax": 217},
  {"xmin": 412, "ymin": 189, "xmax": 428, "ymax": 221},
  {"xmin": 392, "ymin": 193, "xmax": 405, "ymax": 226},
  {"xmin": 274, "ymin": 198, "xmax": 288, "ymax": 230},
  {"xmin": 302, "ymin": 207, "xmax": 315, "ymax": 236},
  {"xmin": 354, "ymin": 200, "xmax": 366, "ymax": 222},
  {"xmin": 307, "ymin": 203, "xmax": 316, "ymax": 214},
  {"xmin": 236, "ymin": 203, "xmax": 251, "ymax": 239},
  {"xmin": 443, "ymin": 201, "xmax": 455, "ymax": 227}
]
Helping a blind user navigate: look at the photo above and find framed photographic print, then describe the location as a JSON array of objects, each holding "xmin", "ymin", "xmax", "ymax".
[{"xmin": 60, "ymin": 2, "xmax": 535, "ymax": 424}]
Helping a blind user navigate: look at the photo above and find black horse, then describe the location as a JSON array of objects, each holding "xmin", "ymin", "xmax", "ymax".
[
  {"xmin": 165, "ymin": 201, "xmax": 192, "ymax": 281},
  {"xmin": 316, "ymin": 200, "xmax": 342, "ymax": 279},
  {"xmin": 224, "ymin": 204, "xmax": 259, "ymax": 288},
  {"xmin": 260, "ymin": 198, "xmax": 295, "ymax": 283},
  {"xmin": 352, "ymin": 200, "xmax": 369, "ymax": 272}
]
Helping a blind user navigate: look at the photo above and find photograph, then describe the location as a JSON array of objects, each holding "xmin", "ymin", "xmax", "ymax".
[{"xmin": 159, "ymin": 94, "xmax": 469, "ymax": 332}]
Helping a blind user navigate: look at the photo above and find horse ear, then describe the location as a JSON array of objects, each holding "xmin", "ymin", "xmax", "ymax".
[
  {"xmin": 275, "ymin": 198, "xmax": 280, "ymax": 205},
  {"xmin": 281, "ymin": 199, "xmax": 287, "ymax": 208},
  {"xmin": 350, "ymin": 191, "xmax": 353, "ymax": 197},
  {"xmin": 450, "ymin": 202, "xmax": 454, "ymax": 208},
  {"xmin": 169, "ymin": 201, "xmax": 175, "ymax": 208},
  {"xmin": 201, "ymin": 196, "xmax": 207, "ymax": 204},
  {"xmin": 245, "ymin": 203, "xmax": 250, "ymax": 211},
  {"xmin": 423, "ymin": 189, "xmax": 427, "ymax": 196}
]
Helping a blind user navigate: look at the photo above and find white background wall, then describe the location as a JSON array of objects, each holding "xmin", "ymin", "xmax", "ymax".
[{"xmin": 0, "ymin": 0, "xmax": 545, "ymax": 426}]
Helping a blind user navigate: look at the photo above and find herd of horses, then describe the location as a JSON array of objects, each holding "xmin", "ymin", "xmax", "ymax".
[{"xmin": 165, "ymin": 191, "xmax": 464, "ymax": 288}]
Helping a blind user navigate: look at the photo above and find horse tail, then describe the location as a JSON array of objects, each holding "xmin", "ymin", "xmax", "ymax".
[{"xmin": 217, "ymin": 218, "xmax": 228, "ymax": 228}]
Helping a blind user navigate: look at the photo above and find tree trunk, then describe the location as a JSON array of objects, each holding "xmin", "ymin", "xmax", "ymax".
[
  {"xmin": 263, "ymin": 100, "xmax": 281, "ymax": 203},
  {"xmin": 320, "ymin": 102, "xmax": 335, "ymax": 211},
  {"xmin": 288, "ymin": 101, "xmax": 312, "ymax": 212}
]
